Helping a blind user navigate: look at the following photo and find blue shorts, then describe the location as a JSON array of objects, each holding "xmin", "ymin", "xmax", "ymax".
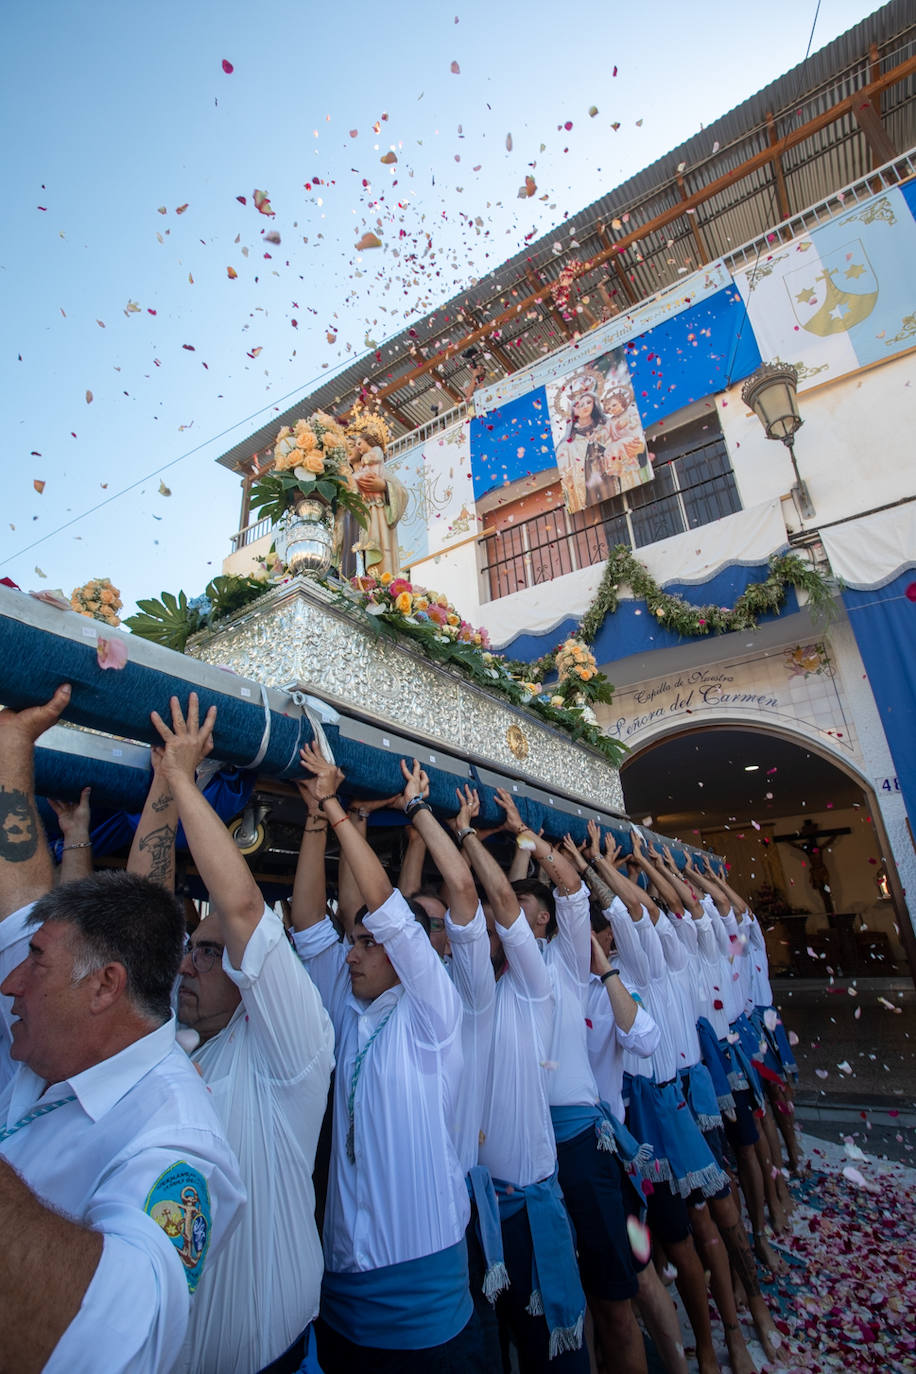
[{"xmin": 555, "ymin": 1126, "xmax": 639, "ymax": 1301}]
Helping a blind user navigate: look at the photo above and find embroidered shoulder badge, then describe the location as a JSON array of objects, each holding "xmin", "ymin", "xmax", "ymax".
[{"xmin": 144, "ymin": 1161, "xmax": 212, "ymax": 1292}]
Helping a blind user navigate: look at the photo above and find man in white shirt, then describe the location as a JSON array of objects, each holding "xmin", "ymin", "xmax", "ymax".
[
  {"xmin": 499, "ymin": 796, "xmax": 649, "ymax": 1374},
  {"xmin": 455, "ymin": 787, "xmax": 588, "ymax": 1370},
  {"xmin": 129, "ymin": 693, "xmax": 336, "ymax": 1374},
  {"xmin": 293, "ymin": 745, "xmax": 487, "ymax": 1373},
  {"xmin": 0, "ymin": 685, "xmax": 244, "ymax": 1374}
]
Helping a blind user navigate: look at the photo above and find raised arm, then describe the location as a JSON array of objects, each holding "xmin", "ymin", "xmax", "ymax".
[
  {"xmin": 591, "ymin": 830, "xmax": 658, "ymax": 922},
  {"xmin": 704, "ymin": 858, "xmax": 748, "ymax": 916},
  {"xmin": 151, "ymin": 695, "xmax": 264, "ymax": 969},
  {"xmin": 590, "ymin": 931, "xmax": 638, "ymax": 1032},
  {"xmin": 48, "ymin": 786, "xmax": 93, "ymax": 884},
  {"xmin": 687, "ymin": 859, "xmax": 730, "ymax": 918},
  {"xmin": 495, "ymin": 789, "xmax": 580, "ymax": 894},
  {"xmin": 455, "ymin": 786, "xmax": 517, "ymax": 929},
  {"xmin": 397, "ymin": 821, "xmax": 427, "ymax": 897},
  {"xmin": 290, "ymin": 779, "xmax": 331, "ymax": 932},
  {"xmin": 653, "ymin": 841, "xmax": 704, "ymax": 920},
  {"xmin": 298, "ymin": 741, "xmax": 393, "ymax": 914},
  {"xmin": 0, "ymin": 685, "xmax": 69, "ymax": 920},
  {"xmin": 127, "ymin": 750, "xmax": 178, "ymax": 891},
  {"xmin": 403, "ymin": 780, "xmax": 478, "ymax": 926}
]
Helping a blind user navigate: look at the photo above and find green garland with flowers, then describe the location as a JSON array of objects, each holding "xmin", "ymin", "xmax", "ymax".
[
  {"xmin": 123, "ymin": 545, "xmax": 836, "ymax": 769},
  {"xmin": 503, "ymin": 546, "xmax": 838, "ymax": 685}
]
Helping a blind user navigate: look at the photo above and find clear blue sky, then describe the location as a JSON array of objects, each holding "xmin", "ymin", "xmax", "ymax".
[{"xmin": 0, "ymin": 0, "xmax": 880, "ymax": 614}]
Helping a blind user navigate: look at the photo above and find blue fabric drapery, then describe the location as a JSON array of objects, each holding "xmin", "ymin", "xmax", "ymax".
[{"xmin": 841, "ymin": 571, "xmax": 916, "ymax": 825}]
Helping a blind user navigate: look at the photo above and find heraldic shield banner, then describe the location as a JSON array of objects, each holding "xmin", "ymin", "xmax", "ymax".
[{"xmin": 732, "ymin": 180, "xmax": 916, "ymax": 392}]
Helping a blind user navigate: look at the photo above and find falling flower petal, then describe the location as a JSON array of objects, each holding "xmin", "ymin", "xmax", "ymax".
[
  {"xmin": 33, "ymin": 479, "xmax": 45, "ymax": 494},
  {"xmin": 506, "ymin": 133, "xmax": 513, "ymax": 151},
  {"xmin": 253, "ymin": 189, "xmax": 275, "ymax": 216},
  {"xmin": 355, "ymin": 232, "xmax": 382, "ymax": 250},
  {"xmin": 380, "ymin": 151, "xmax": 397, "ymax": 165},
  {"xmin": 85, "ymin": 389, "xmax": 93, "ymax": 404},
  {"xmin": 158, "ymin": 480, "xmax": 172, "ymax": 496},
  {"xmin": 627, "ymin": 1216, "xmax": 652, "ymax": 1263},
  {"xmin": 588, "ymin": 105, "xmax": 599, "ymax": 117},
  {"xmin": 450, "ymin": 60, "xmax": 460, "ymax": 74},
  {"xmin": 97, "ymin": 636, "xmax": 128, "ymax": 670},
  {"xmin": 221, "ymin": 58, "xmax": 234, "ymax": 73},
  {"xmin": 227, "ymin": 265, "xmax": 238, "ymax": 279},
  {"xmin": 175, "ymin": 203, "xmax": 189, "ymax": 214}
]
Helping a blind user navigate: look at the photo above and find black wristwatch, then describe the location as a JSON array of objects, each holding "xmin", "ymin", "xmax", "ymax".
[{"xmin": 599, "ymin": 969, "xmax": 620, "ymax": 983}]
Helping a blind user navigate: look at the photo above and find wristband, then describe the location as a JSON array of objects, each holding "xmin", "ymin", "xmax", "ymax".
[
  {"xmin": 404, "ymin": 796, "xmax": 430, "ymax": 817},
  {"xmin": 331, "ymin": 815, "xmax": 349, "ymax": 829},
  {"xmin": 456, "ymin": 826, "xmax": 476, "ymax": 848},
  {"xmin": 317, "ymin": 794, "xmax": 339, "ymax": 812},
  {"xmin": 62, "ymin": 841, "xmax": 92, "ymax": 851},
  {"xmin": 599, "ymin": 969, "xmax": 620, "ymax": 983}
]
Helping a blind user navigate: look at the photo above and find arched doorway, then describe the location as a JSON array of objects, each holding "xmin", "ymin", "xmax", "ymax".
[{"xmin": 620, "ymin": 723, "xmax": 913, "ymax": 981}]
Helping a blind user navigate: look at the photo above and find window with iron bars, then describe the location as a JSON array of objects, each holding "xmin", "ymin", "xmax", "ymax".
[{"xmin": 480, "ymin": 418, "xmax": 740, "ymax": 602}]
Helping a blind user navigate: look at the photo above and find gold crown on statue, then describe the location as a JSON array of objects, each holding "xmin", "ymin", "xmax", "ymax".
[{"xmin": 348, "ymin": 402, "xmax": 391, "ymax": 450}]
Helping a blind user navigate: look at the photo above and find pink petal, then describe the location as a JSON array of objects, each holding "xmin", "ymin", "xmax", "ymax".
[{"xmin": 97, "ymin": 636, "xmax": 128, "ymax": 670}]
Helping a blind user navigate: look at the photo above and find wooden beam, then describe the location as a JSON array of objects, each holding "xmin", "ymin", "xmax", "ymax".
[
  {"xmin": 869, "ymin": 41, "xmax": 882, "ymax": 116},
  {"xmin": 766, "ymin": 112, "xmax": 791, "ymax": 221},
  {"xmin": 853, "ymin": 94, "xmax": 897, "ymax": 168},
  {"xmin": 378, "ymin": 396, "xmax": 414, "ymax": 433},
  {"xmin": 596, "ymin": 225, "xmax": 638, "ymax": 304},
  {"xmin": 428, "ymin": 366, "xmax": 464, "ymax": 405},
  {"xmin": 676, "ymin": 172, "xmax": 710, "ymax": 265},
  {"xmin": 353, "ymin": 51, "xmax": 916, "ymax": 413},
  {"xmin": 525, "ymin": 265, "xmax": 575, "ymax": 341},
  {"xmin": 462, "ymin": 306, "xmax": 518, "ymax": 373}
]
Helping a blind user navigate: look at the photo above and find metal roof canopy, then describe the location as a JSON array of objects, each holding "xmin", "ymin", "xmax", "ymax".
[{"xmin": 216, "ymin": 0, "xmax": 916, "ymax": 477}]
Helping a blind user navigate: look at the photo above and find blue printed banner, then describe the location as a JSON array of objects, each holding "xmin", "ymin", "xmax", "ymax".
[
  {"xmin": 732, "ymin": 182, "xmax": 916, "ymax": 391},
  {"xmin": 624, "ymin": 285, "xmax": 761, "ymax": 421},
  {"xmin": 468, "ymin": 386, "xmax": 555, "ymax": 499}
]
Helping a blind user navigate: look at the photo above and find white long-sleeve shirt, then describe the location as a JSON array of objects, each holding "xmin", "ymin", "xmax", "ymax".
[
  {"xmin": 0, "ymin": 907, "xmax": 245, "ymax": 1374},
  {"xmin": 740, "ymin": 909, "xmax": 774, "ymax": 1007},
  {"xmin": 541, "ymin": 884, "xmax": 604, "ymax": 1109},
  {"xmin": 185, "ymin": 908, "xmax": 335, "ymax": 1374},
  {"xmin": 653, "ymin": 911, "xmax": 703, "ymax": 1070},
  {"xmin": 606, "ymin": 900, "xmax": 682, "ymax": 1082},
  {"xmin": 585, "ymin": 976, "xmax": 660, "ymax": 1120},
  {"xmin": 702, "ymin": 897, "xmax": 745, "ymax": 1024},
  {"xmin": 294, "ymin": 891, "xmax": 469, "ymax": 1273},
  {"xmin": 479, "ymin": 911, "xmax": 557, "ymax": 1187},
  {"xmin": 443, "ymin": 904, "xmax": 495, "ymax": 1175}
]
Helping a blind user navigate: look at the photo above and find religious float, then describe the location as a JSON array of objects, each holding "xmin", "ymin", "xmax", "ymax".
[{"xmin": 0, "ymin": 577, "xmax": 715, "ymax": 874}]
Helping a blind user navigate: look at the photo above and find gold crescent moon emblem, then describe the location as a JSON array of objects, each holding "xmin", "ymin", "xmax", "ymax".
[{"xmin": 506, "ymin": 724, "xmax": 529, "ymax": 760}]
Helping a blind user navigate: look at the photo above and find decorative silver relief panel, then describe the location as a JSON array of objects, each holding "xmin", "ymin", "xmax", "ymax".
[{"xmin": 188, "ymin": 579, "xmax": 624, "ymax": 811}]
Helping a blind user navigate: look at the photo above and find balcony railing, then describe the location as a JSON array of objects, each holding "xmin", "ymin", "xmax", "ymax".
[
  {"xmin": 481, "ymin": 438, "xmax": 741, "ymax": 601},
  {"xmin": 229, "ymin": 514, "xmax": 273, "ymax": 553}
]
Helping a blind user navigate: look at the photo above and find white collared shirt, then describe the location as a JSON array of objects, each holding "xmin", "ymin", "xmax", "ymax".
[
  {"xmin": 605, "ymin": 899, "xmax": 679, "ymax": 1082},
  {"xmin": 0, "ymin": 906, "xmax": 245, "ymax": 1374},
  {"xmin": 702, "ymin": 898, "xmax": 746, "ymax": 1022},
  {"xmin": 585, "ymin": 975, "xmax": 660, "ymax": 1121},
  {"xmin": 294, "ymin": 890, "xmax": 469, "ymax": 1273},
  {"xmin": 443, "ymin": 904, "xmax": 495, "ymax": 1174},
  {"xmin": 540, "ymin": 883, "xmax": 604, "ymax": 1108},
  {"xmin": 654, "ymin": 912, "xmax": 703, "ymax": 1070},
  {"xmin": 739, "ymin": 909, "xmax": 774, "ymax": 1007},
  {"xmin": 480, "ymin": 911, "xmax": 557, "ymax": 1187},
  {"xmin": 183, "ymin": 908, "xmax": 335, "ymax": 1374}
]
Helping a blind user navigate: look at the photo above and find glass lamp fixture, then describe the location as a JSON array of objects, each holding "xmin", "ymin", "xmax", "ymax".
[{"xmin": 741, "ymin": 362, "xmax": 815, "ymax": 519}]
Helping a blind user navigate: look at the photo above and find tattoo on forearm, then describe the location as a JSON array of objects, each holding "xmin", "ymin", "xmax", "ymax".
[
  {"xmin": 138, "ymin": 824, "xmax": 177, "ymax": 882},
  {"xmin": 150, "ymin": 791, "xmax": 174, "ymax": 813},
  {"xmin": 0, "ymin": 788, "xmax": 40, "ymax": 862}
]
